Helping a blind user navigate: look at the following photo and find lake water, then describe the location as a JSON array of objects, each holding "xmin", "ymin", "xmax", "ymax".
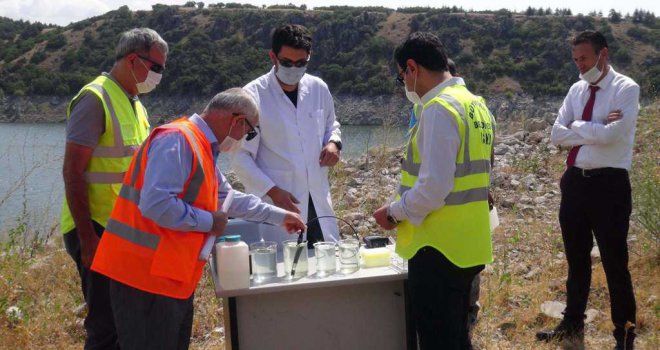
[{"xmin": 0, "ymin": 123, "xmax": 406, "ymax": 239}]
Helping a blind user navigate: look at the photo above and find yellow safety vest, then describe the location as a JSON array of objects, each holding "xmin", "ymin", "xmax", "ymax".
[
  {"xmin": 60, "ymin": 75, "xmax": 150, "ymax": 234},
  {"xmin": 396, "ymin": 84, "xmax": 495, "ymax": 268}
]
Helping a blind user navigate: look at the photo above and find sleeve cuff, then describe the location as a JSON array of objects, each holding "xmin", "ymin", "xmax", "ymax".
[
  {"xmin": 571, "ymin": 120, "xmax": 586, "ymax": 129},
  {"xmin": 389, "ymin": 200, "xmax": 409, "ymax": 223},
  {"xmin": 570, "ymin": 120, "xmax": 596, "ymax": 142},
  {"xmin": 252, "ymin": 180, "xmax": 276, "ymax": 200}
]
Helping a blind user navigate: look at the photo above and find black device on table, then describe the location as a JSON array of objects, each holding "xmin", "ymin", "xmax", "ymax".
[{"xmin": 363, "ymin": 235, "xmax": 389, "ymax": 249}]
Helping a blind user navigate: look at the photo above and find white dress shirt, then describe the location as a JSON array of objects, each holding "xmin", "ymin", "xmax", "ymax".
[
  {"xmin": 389, "ymin": 77, "xmax": 468, "ymax": 225},
  {"xmin": 551, "ymin": 66, "xmax": 640, "ymax": 170},
  {"xmin": 232, "ymin": 67, "xmax": 341, "ymax": 240}
]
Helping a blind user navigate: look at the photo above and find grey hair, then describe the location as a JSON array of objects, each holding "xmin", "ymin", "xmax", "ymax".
[
  {"xmin": 204, "ymin": 88, "xmax": 259, "ymax": 120},
  {"xmin": 115, "ymin": 28, "xmax": 168, "ymax": 60}
]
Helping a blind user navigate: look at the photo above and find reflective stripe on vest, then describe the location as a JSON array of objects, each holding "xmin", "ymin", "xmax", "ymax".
[
  {"xmin": 84, "ymin": 172, "xmax": 126, "ymax": 184},
  {"xmin": 91, "ymin": 118, "xmax": 218, "ymax": 300},
  {"xmin": 395, "ymin": 84, "xmax": 494, "ymax": 267},
  {"xmin": 106, "ymin": 218, "xmax": 160, "ymax": 250},
  {"xmin": 398, "ymin": 185, "xmax": 489, "ymax": 205},
  {"xmin": 400, "ymin": 94, "xmax": 491, "ymax": 184},
  {"xmin": 83, "ymin": 84, "xmax": 142, "ymax": 182},
  {"xmin": 60, "ymin": 75, "xmax": 150, "ymax": 234},
  {"xmin": 110, "ymin": 123, "xmax": 211, "ymax": 250},
  {"xmin": 158, "ymin": 124, "xmax": 207, "ymax": 204}
]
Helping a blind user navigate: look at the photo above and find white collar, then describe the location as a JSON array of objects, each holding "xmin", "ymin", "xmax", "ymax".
[{"xmin": 421, "ymin": 77, "xmax": 466, "ymax": 104}]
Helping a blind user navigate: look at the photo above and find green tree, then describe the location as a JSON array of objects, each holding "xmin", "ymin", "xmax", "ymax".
[
  {"xmin": 608, "ymin": 9, "xmax": 622, "ymax": 23},
  {"xmin": 45, "ymin": 33, "xmax": 66, "ymax": 50},
  {"xmin": 29, "ymin": 51, "xmax": 47, "ymax": 64}
]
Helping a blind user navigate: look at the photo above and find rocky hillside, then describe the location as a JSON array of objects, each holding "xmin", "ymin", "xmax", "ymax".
[
  {"xmin": 0, "ymin": 89, "xmax": 566, "ymax": 126},
  {"xmin": 0, "ymin": 5, "xmax": 657, "ymax": 124}
]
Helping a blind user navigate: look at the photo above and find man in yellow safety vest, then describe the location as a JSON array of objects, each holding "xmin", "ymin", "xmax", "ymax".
[
  {"xmin": 60, "ymin": 28, "xmax": 167, "ymax": 349},
  {"xmin": 374, "ymin": 32, "xmax": 495, "ymax": 349}
]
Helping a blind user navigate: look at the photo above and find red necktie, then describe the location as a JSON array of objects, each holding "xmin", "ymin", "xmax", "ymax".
[{"xmin": 566, "ymin": 85, "xmax": 599, "ymax": 167}]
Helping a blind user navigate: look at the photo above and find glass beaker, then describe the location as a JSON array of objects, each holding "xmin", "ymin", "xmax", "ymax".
[
  {"xmin": 338, "ymin": 238, "xmax": 360, "ymax": 274},
  {"xmin": 249, "ymin": 241, "xmax": 277, "ymax": 283},
  {"xmin": 283, "ymin": 239, "xmax": 308, "ymax": 280},
  {"xmin": 314, "ymin": 242, "xmax": 337, "ymax": 277}
]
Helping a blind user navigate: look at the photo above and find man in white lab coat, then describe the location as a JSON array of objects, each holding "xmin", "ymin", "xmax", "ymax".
[{"xmin": 232, "ymin": 24, "xmax": 341, "ymax": 247}]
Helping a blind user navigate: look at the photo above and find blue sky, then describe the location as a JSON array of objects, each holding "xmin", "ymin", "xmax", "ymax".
[{"xmin": 0, "ymin": 0, "xmax": 657, "ymax": 26}]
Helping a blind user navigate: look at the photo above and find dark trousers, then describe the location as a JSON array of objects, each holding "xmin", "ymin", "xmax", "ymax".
[
  {"xmin": 306, "ymin": 194, "xmax": 324, "ymax": 248},
  {"xmin": 467, "ymin": 273, "xmax": 481, "ymax": 333},
  {"xmin": 559, "ymin": 167, "xmax": 636, "ymax": 341},
  {"xmin": 63, "ymin": 221, "xmax": 119, "ymax": 350},
  {"xmin": 109, "ymin": 279, "xmax": 194, "ymax": 350},
  {"xmin": 408, "ymin": 247, "xmax": 483, "ymax": 350}
]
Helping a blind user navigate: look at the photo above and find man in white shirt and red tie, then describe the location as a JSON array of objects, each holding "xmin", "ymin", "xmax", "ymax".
[{"xmin": 537, "ymin": 30, "xmax": 639, "ymax": 350}]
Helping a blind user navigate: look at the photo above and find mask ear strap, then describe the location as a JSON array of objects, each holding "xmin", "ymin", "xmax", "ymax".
[
  {"xmin": 225, "ymin": 117, "xmax": 237, "ymax": 138},
  {"xmin": 412, "ymin": 67, "xmax": 418, "ymax": 93}
]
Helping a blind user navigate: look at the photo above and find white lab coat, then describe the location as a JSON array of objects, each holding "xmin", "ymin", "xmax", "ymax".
[{"xmin": 231, "ymin": 67, "xmax": 341, "ymax": 242}]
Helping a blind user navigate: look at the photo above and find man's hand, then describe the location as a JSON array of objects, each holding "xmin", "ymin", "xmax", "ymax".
[
  {"xmin": 281, "ymin": 212, "xmax": 307, "ymax": 233},
  {"xmin": 319, "ymin": 142, "xmax": 340, "ymax": 167},
  {"xmin": 210, "ymin": 211, "xmax": 229, "ymax": 235},
  {"xmin": 79, "ymin": 229, "xmax": 100, "ymax": 268},
  {"xmin": 267, "ymin": 186, "xmax": 301, "ymax": 214},
  {"xmin": 606, "ymin": 109, "xmax": 623, "ymax": 124},
  {"xmin": 373, "ymin": 204, "xmax": 397, "ymax": 230}
]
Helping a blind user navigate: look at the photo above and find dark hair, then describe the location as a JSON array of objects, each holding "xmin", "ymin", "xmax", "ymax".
[
  {"xmin": 572, "ymin": 30, "xmax": 608, "ymax": 54},
  {"xmin": 271, "ymin": 24, "xmax": 312, "ymax": 55},
  {"xmin": 394, "ymin": 32, "xmax": 448, "ymax": 72},
  {"xmin": 447, "ymin": 58, "xmax": 457, "ymax": 75}
]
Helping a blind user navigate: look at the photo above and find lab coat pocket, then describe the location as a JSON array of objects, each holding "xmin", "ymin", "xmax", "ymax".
[
  {"xmin": 264, "ymin": 168, "xmax": 294, "ymax": 194},
  {"xmin": 311, "ymin": 109, "xmax": 325, "ymax": 144}
]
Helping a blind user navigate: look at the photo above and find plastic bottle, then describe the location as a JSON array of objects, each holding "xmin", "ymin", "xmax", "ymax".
[{"xmin": 215, "ymin": 235, "xmax": 250, "ymax": 290}]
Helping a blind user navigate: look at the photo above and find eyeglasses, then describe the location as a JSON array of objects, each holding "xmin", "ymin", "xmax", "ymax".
[
  {"xmin": 277, "ymin": 57, "xmax": 309, "ymax": 68},
  {"xmin": 395, "ymin": 69, "xmax": 406, "ymax": 86},
  {"xmin": 137, "ymin": 55, "xmax": 165, "ymax": 74},
  {"xmin": 233, "ymin": 113, "xmax": 258, "ymax": 141},
  {"xmin": 244, "ymin": 118, "xmax": 258, "ymax": 141}
]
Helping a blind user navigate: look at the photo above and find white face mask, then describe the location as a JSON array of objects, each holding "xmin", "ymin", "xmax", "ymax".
[
  {"xmin": 404, "ymin": 69, "xmax": 422, "ymax": 105},
  {"xmin": 132, "ymin": 58, "xmax": 162, "ymax": 94},
  {"xmin": 276, "ymin": 64, "xmax": 307, "ymax": 85},
  {"xmin": 579, "ymin": 52, "xmax": 603, "ymax": 84},
  {"xmin": 219, "ymin": 119, "xmax": 242, "ymax": 153}
]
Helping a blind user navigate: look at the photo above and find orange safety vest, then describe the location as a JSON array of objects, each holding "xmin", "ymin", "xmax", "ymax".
[{"xmin": 91, "ymin": 117, "xmax": 218, "ymax": 299}]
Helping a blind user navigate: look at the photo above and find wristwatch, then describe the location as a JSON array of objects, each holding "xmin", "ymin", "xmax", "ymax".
[
  {"xmin": 329, "ymin": 140, "xmax": 342, "ymax": 151},
  {"xmin": 386, "ymin": 206, "xmax": 399, "ymax": 226}
]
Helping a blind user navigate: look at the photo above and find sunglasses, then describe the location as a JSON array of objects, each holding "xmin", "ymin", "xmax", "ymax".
[
  {"xmin": 277, "ymin": 57, "xmax": 309, "ymax": 68},
  {"xmin": 395, "ymin": 69, "xmax": 406, "ymax": 86},
  {"xmin": 137, "ymin": 55, "xmax": 165, "ymax": 74},
  {"xmin": 233, "ymin": 113, "xmax": 258, "ymax": 141}
]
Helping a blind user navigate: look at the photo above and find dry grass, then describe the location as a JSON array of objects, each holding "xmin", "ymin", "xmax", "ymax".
[
  {"xmin": 0, "ymin": 104, "xmax": 658, "ymax": 349},
  {"xmin": 376, "ymin": 12, "xmax": 414, "ymax": 44}
]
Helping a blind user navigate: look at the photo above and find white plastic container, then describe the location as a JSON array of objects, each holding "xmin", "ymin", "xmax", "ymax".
[
  {"xmin": 489, "ymin": 206, "xmax": 499, "ymax": 232},
  {"xmin": 215, "ymin": 235, "xmax": 250, "ymax": 291}
]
